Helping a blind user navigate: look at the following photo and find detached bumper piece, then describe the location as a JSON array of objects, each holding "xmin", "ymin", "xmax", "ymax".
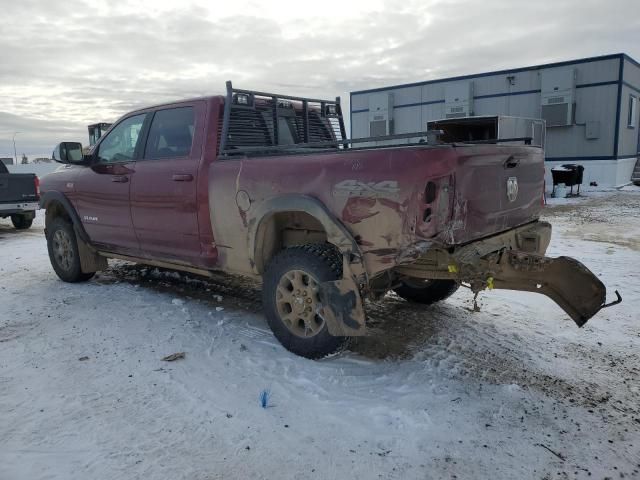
[
  {"xmin": 490, "ymin": 251, "xmax": 619, "ymax": 326},
  {"xmin": 394, "ymin": 221, "xmax": 620, "ymax": 326}
]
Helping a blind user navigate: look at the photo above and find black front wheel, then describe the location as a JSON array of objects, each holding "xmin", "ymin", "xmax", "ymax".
[
  {"xmin": 11, "ymin": 214, "xmax": 33, "ymax": 230},
  {"xmin": 262, "ymin": 244, "xmax": 350, "ymax": 359},
  {"xmin": 46, "ymin": 218, "xmax": 95, "ymax": 283},
  {"xmin": 393, "ymin": 278, "xmax": 459, "ymax": 305}
]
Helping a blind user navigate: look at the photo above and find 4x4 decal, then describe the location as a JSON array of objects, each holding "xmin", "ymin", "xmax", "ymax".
[{"xmin": 332, "ymin": 180, "xmax": 400, "ymax": 198}]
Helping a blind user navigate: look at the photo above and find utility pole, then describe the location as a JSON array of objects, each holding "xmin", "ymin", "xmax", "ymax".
[{"xmin": 12, "ymin": 132, "xmax": 20, "ymax": 165}]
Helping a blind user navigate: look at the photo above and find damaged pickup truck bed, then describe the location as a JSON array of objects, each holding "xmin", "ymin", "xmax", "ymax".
[{"xmin": 40, "ymin": 82, "xmax": 621, "ymax": 358}]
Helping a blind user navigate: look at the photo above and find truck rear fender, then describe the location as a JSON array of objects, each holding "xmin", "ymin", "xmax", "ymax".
[{"xmin": 249, "ymin": 194, "xmax": 367, "ymax": 336}]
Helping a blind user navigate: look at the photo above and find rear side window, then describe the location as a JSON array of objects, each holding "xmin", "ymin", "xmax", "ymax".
[{"xmin": 144, "ymin": 107, "xmax": 195, "ymax": 159}]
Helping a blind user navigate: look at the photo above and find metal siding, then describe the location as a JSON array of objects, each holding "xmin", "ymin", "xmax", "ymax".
[
  {"xmin": 393, "ymin": 106, "xmax": 422, "ymax": 133},
  {"xmin": 613, "ymin": 58, "xmax": 624, "ymax": 157},
  {"xmin": 622, "ymin": 57, "xmax": 640, "ymax": 90},
  {"xmin": 618, "ymin": 58, "xmax": 640, "ymax": 156},
  {"xmin": 503, "ymin": 93, "xmax": 540, "ymax": 118},
  {"xmin": 350, "ymin": 94, "xmax": 369, "ymax": 112},
  {"xmin": 470, "ymin": 70, "xmax": 537, "ymax": 98},
  {"xmin": 558, "ymin": 83, "xmax": 619, "ymax": 157},
  {"xmin": 351, "ymin": 111, "xmax": 370, "ymax": 138},
  {"xmin": 545, "ymin": 89, "xmax": 616, "ymax": 158},
  {"xmin": 349, "ymin": 57, "xmax": 640, "ymax": 186},
  {"xmin": 352, "ymin": 53, "xmax": 628, "ymax": 95},
  {"xmin": 473, "ymin": 96, "xmax": 508, "ymax": 116},
  {"xmin": 353, "ymin": 58, "xmax": 626, "ymax": 158},
  {"xmin": 421, "ymin": 83, "xmax": 446, "ymax": 104},
  {"xmin": 391, "ymin": 86, "xmax": 422, "ymax": 107},
  {"xmin": 421, "ymin": 103, "xmax": 445, "ymax": 125}
]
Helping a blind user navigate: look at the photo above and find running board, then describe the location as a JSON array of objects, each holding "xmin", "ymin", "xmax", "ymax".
[{"xmin": 491, "ymin": 251, "xmax": 619, "ymax": 326}]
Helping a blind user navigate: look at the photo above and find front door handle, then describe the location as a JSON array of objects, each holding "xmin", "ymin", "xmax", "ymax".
[
  {"xmin": 172, "ymin": 174, "xmax": 193, "ymax": 182},
  {"xmin": 111, "ymin": 175, "xmax": 129, "ymax": 183}
]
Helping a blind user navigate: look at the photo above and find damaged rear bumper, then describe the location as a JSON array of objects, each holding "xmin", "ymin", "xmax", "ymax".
[
  {"xmin": 487, "ymin": 250, "xmax": 615, "ymax": 326},
  {"xmin": 394, "ymin": 220, "xmax": 621, "ymax": 327}
]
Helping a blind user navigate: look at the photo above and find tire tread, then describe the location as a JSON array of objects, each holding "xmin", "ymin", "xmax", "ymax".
[
  {"xmin": 46, "ymin": 217, "xmax": 95, "ymax": 283},
  {"xmin": 262, "ymin": 243, "xmax": 350, "ymax": 359}
]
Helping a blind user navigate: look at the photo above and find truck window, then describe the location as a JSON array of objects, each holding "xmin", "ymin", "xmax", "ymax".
[
  {"xmin": 97, "ymin": 114, "xmax": 146, "ymax": 163},
  {"xmin": 144, "ymin": 107, "xmax": 195, "ymax": 159}
]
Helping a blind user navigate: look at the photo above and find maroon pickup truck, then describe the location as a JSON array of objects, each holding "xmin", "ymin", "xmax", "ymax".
[{"xmin": 40, "ymin": 82, "xmax": 620, "ymax": 358}]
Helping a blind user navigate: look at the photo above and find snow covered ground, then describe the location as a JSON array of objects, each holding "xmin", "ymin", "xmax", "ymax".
[{"xmin": 1, "ymin": 189, "xmax": 639, "ymax": 480}]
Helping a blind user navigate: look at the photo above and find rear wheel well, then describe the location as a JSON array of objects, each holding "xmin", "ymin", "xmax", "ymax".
[{"xmin": 254, "ymin": 211, "xmax": 331, "ymax": 273}]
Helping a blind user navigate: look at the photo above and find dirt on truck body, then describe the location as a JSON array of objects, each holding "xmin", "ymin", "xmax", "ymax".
[{"xmin": 40, "ymin": 82, "xmax": 621, "ymax": 358}]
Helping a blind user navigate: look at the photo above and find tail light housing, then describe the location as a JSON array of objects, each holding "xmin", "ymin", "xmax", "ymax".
[{"xmin": 34, "ymin": 176, "xmax": 40, "ymax": 198}]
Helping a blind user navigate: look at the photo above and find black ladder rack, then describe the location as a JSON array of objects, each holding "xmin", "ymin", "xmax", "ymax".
[
  {"xmin": 219, "ymin": 81, "xmax": 347, "ymax": 156},
  {"xmin": 218, "ymin": 81, "xmax": 535, "ymax": 157}
]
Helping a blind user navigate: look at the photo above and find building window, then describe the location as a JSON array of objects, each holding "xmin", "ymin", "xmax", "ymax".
[{"xmin": 629, "ymin": 95, "xmax": 637, "ymax": 128}]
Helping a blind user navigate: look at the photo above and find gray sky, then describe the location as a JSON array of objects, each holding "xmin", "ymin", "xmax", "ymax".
[{"xmin": 1, "ymin": 0, "xmax": 639, "ymax": 159}]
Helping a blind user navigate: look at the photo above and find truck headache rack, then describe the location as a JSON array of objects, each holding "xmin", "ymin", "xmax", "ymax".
[
  {"xmin": 218, "ymin": 81, "xmax": 536, "ymax": 157},
  {"xmin": 219, "ymin": 81, "xmax": 348, "ymax": 156}
]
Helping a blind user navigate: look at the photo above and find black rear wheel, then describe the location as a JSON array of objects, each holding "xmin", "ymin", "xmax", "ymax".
[
  {"xmin": 393, "ymin": 278, "xmax": 459, "ymax": 305},
  {"xmin": 262, "ymin": 244, "xmax": 350, "ymax": 359},
  {"xmin": 46, "ymin": 218, "xmax": 95, "ymax": 283},
  {"xmin": 11, "ymin": 214, "xmax": 33, "ymax": 230}
]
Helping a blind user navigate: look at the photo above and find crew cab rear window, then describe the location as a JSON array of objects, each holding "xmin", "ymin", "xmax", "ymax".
[{"xmin": 144, "ymin": 107, "xmax": 195, "ymax": 159}]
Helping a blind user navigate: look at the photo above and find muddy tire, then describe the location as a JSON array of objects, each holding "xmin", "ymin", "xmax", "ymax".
[
  {"xmin": 262, "ymin": 244, "xmax": 350, "ymax": 359},
  {"xmin": 46, "ymin": 218, "xmax": 95, "ymax": 283},
  {"xmin": 394, "ymin": 279, "xmax": 459, "ymax": 305},
  {"xmin": 11, "ymin": 214, "xmax": 33, "ymax": 230}
]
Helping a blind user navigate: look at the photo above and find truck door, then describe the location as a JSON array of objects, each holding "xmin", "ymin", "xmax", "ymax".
[
  {"xmin": 130, "ymin": 103, "xmax": 203, "ymax": 263},
  {"xmin": 72, "ymin": 113, "xmax": 147, "ymax": 252}
]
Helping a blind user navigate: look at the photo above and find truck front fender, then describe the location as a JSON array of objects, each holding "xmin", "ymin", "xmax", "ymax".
[
  {"xmin": 40, "ymin": 191, "xmax": 107, "ymax": 273},
  {"xmin": 40, "ymin": 191, "xmax": 90, "ymax": 243}
]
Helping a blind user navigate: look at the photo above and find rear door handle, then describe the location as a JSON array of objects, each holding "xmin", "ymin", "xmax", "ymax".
[
  {"xmin": 172, "ymin": 174, "xmax": 193, "ymax": 182},
  {"xmin": 111, "ymin": 175, "xmax": 129, "ymax": 183}
]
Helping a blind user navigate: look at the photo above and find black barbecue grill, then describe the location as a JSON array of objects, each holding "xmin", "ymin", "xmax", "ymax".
[{"xmin": 551, "ymin": 164, "xmax": 584, "ymax": 197}]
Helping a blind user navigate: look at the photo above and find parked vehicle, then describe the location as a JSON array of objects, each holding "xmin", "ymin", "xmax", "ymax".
[
  {"xmin": 40, "ymin": 82, "xmax": 620, "ymax": 358},
  {"xmin": 0, "ymin": 161, "xmax": 39, "ymax": 229}
]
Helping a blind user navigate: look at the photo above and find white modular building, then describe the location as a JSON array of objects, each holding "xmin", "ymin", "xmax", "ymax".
[{"xmin": 350, "ymin": 53, "xmax": 640, "ymax": 187}]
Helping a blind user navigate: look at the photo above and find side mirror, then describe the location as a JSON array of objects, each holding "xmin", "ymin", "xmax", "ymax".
[{"xmin": 52, "ymin": 142, "xmax": 88, "ymax": 164}]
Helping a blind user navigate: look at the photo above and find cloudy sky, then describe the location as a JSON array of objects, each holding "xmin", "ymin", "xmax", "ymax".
[{"xmin": 1, "ymin": 0, "xmax": 639, "ymax": 159}]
